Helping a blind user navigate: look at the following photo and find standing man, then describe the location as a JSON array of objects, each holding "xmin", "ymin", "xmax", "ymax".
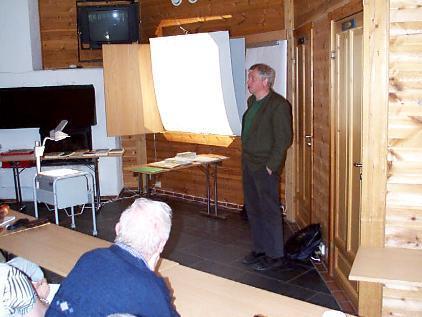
[
  {"xmin": 46, "ymin": 198, "xmax": 180, "ymax": 317},
  {"xmin": 241, "ymin": 64, "xmax": 293, "ymax": 271}
]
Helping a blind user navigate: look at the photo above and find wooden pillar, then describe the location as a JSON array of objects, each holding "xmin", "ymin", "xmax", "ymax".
[
  {"xmin": 284, "ymin": 0, "xmax": 296, "ymax": 222},
  {"xmin": 359, "ymin": 0, "xmax": 389, "ymax": 316}
]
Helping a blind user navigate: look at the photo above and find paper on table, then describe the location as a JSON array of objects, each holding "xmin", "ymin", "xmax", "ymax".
[{"xmin": 149, "ymin": 160, "xmax": 190, "ymax": 169}]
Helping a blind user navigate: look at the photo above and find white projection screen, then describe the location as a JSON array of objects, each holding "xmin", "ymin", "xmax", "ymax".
[{"xmin": 150, "ymin": 31, "xmax": 242, "ymax": 136}]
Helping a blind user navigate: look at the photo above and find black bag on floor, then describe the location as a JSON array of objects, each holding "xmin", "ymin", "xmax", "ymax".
[{"xmin": 285, "ymin": 223, "xmax": 322, "ymax": 261}]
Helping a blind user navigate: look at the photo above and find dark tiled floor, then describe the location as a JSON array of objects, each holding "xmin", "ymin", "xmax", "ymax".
[{"xmin": 13, "ymin": 194, "xmax": 342, "ymax": 311}]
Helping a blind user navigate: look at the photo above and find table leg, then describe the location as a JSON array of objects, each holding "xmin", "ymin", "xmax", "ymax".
[
  {"xmin": 200, "ymin": 162, "xmax": 226, "ymax": 220},
  {"xmin": 206, "ymin": 165, "xmax": 211, "ymax": 214},
  {"xmin": 12, "ymin": 164, "xmax": 21, "ymax": 204},
  {"xmin": 93, "ymin": 158, "xmax": 101, "ymax": 211},
  {"xmin": 136, "ymin": 173, "xmax": 150, "ymax": 196},
  {"xmin": 53, "ymin": 183, "xmax": 59, "ymax": 225},
  {"xmin": 213, "ymin": 163, "xmax": 218, "ymax": 217},
  {"xmin": 70, "ymin": 206, "xmax": 76, "ymax": 229},
  {"xmin": 137, "ymin": 173, "xmax": 142, "ymax": 194},
  {"xmin": 89, "ymin": 174, "xmax": 98, "ymax": 236},
  {"xmin": 33, "ymin": 176, "xmax": 39, "ymax": 218},
  {"xmin": 12, "ymin": 163, "xmax": 26, "ymax": 211}
]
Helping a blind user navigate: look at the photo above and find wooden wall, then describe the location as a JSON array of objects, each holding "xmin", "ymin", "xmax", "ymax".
[
  {"xmin": 140, "ymin": 0, "xmax": 284, "ymax": 40},
  {"xmin": 383, "ymin": 0, "xmax": 422, "ymax": 315},
  {"xmin": 38, "ymin": 0, "xmax": 102, "ymax": 69},
  {"xmin": 39, "ymin": 0, "xmax": 283, "ymax": 67}
]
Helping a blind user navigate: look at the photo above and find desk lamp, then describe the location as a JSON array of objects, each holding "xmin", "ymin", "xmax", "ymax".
[{"xmin": 34, "ymin": 120, "xmax": 70, "ymax": 173}]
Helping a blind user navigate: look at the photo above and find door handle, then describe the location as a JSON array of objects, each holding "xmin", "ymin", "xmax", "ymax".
[
  {"xmin": 353, "ymin": 162, "xmax": 363, "ymax": 167},
  {"xmin": 305, "ymin": 135, "xmax": 312, "ymax": 146}
]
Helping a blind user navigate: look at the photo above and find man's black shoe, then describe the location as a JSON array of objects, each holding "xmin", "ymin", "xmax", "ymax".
[
  {"xmin": 253, "ymin": 256, "xmax": 287, "ymax": 271},
  {"xmin": 242, "ymin": 251, "xmax": 265, "ymax": 265}
]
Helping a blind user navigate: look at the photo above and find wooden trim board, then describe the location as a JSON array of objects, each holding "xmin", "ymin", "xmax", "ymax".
[{"xmin": 359, "ymin": 0, "xmax": 390, "ymax": 316}]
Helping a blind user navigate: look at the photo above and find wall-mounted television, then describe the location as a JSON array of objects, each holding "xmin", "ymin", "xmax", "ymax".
[{"xmin": 77, "ymin": 2, "xmax": 139, "ymax": 49}]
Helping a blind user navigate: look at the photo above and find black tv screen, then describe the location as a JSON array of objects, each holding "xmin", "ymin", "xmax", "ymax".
[
  {"xmin": 78, "ymin": 3, "xmax": 139, "ymax": 49},
  {"xmin": 0, "ymin": 85, "xmax": 97, "ymax": 130}
]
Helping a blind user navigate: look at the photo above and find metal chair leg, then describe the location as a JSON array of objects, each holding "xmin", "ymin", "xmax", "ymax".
[
  {"xmin": 70, "ymin": 206, "xmax": 76, "ymax": 229},
  {"xmin": 33, "ymin": 176, "xmax": 39, "ymax": 219}
]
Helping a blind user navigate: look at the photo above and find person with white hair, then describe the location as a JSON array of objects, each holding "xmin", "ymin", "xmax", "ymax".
[{"xmin": 46, "ymin": 198, "xmax": 179, "ymax": 317}]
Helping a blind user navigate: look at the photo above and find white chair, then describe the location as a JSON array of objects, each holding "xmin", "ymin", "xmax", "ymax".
[{"xmin": 33, "ymin": 168, "xmax": 97, "ymax": 236}]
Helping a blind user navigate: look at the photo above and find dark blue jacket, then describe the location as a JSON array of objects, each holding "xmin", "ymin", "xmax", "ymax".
[{"xmin": 46, "ymin": 245, "xmax": 179, "ymax": 317}]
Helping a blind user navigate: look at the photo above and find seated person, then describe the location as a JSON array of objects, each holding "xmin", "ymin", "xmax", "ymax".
[
  {"xmin": 46, "ymin": 198, "xmax": 180, "ymax": 317},
  {"xmin": 0, "ymin": 263, "xmax": 48, "ymax": 317},
  {"xmin": 6, "ymin": 257, "xmax": 54, "ymax": 304}
]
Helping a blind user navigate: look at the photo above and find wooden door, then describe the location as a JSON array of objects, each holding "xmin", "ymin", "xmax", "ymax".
[
  {"xmin": 330, "ymin": 13, "xmax": 363, "ymax": 306},
  {"xmin": 294, "ymin": 23, "xmax": 313, "ymax": 228}
]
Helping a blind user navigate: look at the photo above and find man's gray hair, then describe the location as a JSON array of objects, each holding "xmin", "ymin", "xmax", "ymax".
[
  {"xmin": 115, "ymin": 198, "xmax": 172, "ymax": 258},
  {"xmin": 249, "ymin": 63, "xmax": 276, "ymax": 88}
]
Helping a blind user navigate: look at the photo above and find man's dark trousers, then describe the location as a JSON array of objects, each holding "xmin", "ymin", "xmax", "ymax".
[{"xmin": 243, "ymin": 164, "xmax": 284, "ymax": 258}]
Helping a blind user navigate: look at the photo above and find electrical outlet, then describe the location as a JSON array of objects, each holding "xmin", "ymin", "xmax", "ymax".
[{"xmin": 155, "ymin": 180, "xmax": 161, "ymax": 188}]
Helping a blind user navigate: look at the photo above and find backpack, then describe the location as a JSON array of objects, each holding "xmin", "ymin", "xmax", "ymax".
[{"xmin": 285, "ymin": 223, "xmax": 322, "ymax": 261}]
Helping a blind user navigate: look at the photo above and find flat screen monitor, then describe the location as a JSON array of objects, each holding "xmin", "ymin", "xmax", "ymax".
[
  {"xmin": 0, "ymin": 85, "xmax": 97, "ymax": 130},
  {"xmin": 78, "ymin": 3, "xmax": 139, "ymax": 49}
]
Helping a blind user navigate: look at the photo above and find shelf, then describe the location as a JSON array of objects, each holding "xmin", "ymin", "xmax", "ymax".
[{"xmin": 349, "ymin": 247, "xmax": 422, "ymax": 287}]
